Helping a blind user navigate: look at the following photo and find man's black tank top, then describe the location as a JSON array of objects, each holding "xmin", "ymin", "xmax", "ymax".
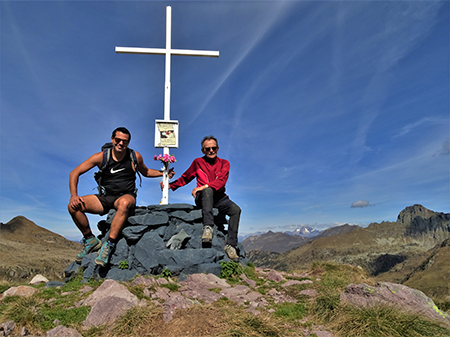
[{"xmin": 101, "ymin": 149, "xmax": 136, "ymax": 196}]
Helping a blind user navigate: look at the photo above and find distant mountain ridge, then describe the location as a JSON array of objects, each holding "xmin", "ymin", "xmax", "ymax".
[
  {"xmin": 248, "ymin": 204, "xmax": 450, "ymax": 298},
  {"xmin": 238, "ymin": 226, "xmax": 322, "ymax": 242},
  {"xmin": 0, "ymin": 216, "xmax": 81, "ymax": 280},
  {"xmin": 242, "ymin": 224, "xmax": 357, "ymax": 253},
  {"xmin": 242, "ymin": 231, "xmax": 309, "ymax": 253}
]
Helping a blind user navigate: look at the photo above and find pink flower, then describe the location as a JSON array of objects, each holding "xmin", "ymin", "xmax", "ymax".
[{"xmin": 154, "ymin": 153, "xmax": 176, "ymax": 164}]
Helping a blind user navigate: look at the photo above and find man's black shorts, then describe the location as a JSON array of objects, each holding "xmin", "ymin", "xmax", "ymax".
[{"xmin": 95, "ymin": 194, "xmax": 136, "ymax": 215}]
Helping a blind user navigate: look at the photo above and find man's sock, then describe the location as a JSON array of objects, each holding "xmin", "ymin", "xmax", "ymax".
[
  {"xmin": 84, "ymin": 232, "xmax": 95, "ymax": 240},
  {"xmin": 107, "ymin": 237, "xmax": 117, "ymax": 244}
]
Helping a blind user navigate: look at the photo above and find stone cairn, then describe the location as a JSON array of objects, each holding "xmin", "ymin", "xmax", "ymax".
[{"xmin": 65, "ymin": 204, "xmax": 247, "ymax": 283}]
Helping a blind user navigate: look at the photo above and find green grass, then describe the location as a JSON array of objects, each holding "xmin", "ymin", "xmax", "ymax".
[
  {"xmin": 331, "ymin": 304, "xmax": 450, "ymax": 337},
  {"xmin": 39, "ymin": 305, "xmax": 91, "ymax": 331},
  {"xmin": 220, "ymin": 261, "xmax": 245, "ymax": 279},
  {"xmin": 274, "ymin": 302, "xmax": 307, "ymax": 321},
  {"xmin": 434, "ymin": 299, "xmax": 450, "ymax": 313},
  {"xmin": 1, "ymin": 296, "xmax": 43, "ymax": 327},
  {"xmin": 160, "ymin": 282, "xmax": 179, "ymax": 292}
]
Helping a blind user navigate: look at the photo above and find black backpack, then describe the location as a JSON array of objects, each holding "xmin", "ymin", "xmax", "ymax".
[{"xmin": 94, "ymin": 143, "xmax": 142, "ymax": 195}]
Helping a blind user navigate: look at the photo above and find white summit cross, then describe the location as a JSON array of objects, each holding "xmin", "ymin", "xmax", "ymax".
[{"xmin": 116, "ymin": 6, "xmax": 219, "ymax": 204}]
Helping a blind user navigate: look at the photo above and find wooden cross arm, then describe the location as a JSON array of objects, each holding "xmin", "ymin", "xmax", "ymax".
[{"xmin": 115, "ymin": 46, "xmax": 219, "ymax": 57}]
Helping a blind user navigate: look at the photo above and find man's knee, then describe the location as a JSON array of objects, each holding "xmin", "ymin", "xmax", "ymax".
[
  {"xmin": 230, "ymin": 203, "xmax": 241, "ymax": 217},
  {"xmin": 115, "ymin": 197, "xmax": 135, "ymax": 213},
  {"xmin": 68, "ymin": 202, "xmax": 85, "ymax": 215},
  {"xmin": 67, "ymin": 203, "xmax": 76, "ymax": 215},
  {"xmin": 199, "ymin": 187, "xmax": 214, "ymax": 198}
]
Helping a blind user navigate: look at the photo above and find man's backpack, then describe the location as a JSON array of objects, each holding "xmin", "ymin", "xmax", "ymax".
[{"xmin": 94, "ymin": 142, "xmax": 142, "ymax": 195}]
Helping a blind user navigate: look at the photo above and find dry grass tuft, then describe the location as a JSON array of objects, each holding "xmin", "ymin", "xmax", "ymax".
[{"xmin": 100, "ymin": 300, "xmax": 299, "ymax": 337}]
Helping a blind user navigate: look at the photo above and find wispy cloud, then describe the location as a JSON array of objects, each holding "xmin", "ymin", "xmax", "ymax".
[
  {"xmin": 186, "ymin": 2, "xmax": 295, "ymax": 128},
  {"xmin": 394, "ymin": 117, "xmax": 447, "ymax": 138}
]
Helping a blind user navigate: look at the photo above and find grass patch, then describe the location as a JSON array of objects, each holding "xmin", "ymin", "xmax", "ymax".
[
  {"xmin": 111, "ymin": 304, "xmax": 162, "ymax": 336},
  {"xmin": 220, "ymin": 261, "xmax": 245, "ymax": 279},
  {"xmin": 310, "ymin": 292, "xmax": 341, "ymax": 322},
  {"xmin": 0, "ymin": 283, "xmax": 12, "ymax": 294},
  {"xmin": 330, "ymin": 304, "xmax": 450, "ymax": 337},
  {"xmin": 160, "ymin": 282, "xmax": 179, "ymax": 292},
  {"xmin": 39, "ymin": 305, "xmax": 90, "ymax": 331},
  {"xmin": 83, "ymin": 325, "xmax": 108, "ymax": 337},
  {"xmin": 282, "ymin": 283, "xmax": 313, "ymax": 301},
  {"xmin": 434, "ymin": 299, "xmax": 450, "ymax": 313},
  {"xmin": 274, "ymin": 302, "xmax": 307, "ymax": 321},
  {"xmin": 310, "ymin": 261, "xmax": 369, "ymax": 294},
  {"xmin": 0, "ymin": 296, "xmax": 43, "ymax": 330},
  {"xmin": 125, "ymin": 283, "xmax": 146, "ymax": 300}
]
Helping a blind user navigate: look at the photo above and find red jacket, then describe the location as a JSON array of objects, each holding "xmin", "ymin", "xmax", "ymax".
[{"xmin": 169, "ymin": 156, "xmax": 229, "ymax": 197}]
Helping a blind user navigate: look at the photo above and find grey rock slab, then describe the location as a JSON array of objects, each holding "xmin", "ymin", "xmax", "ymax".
[
  {"xmin": 45, "ymin": 325, "xmax": 82, "ymax": 337},
  {"xmin": 127, "ymin": 212, "xmax": 169, "ymax": 226},
  {"xmin": 170, "ymin": 209, "xmax": 203, "ymax": 222}
]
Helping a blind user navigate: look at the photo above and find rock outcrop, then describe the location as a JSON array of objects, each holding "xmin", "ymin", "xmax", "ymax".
[
  {"xmin": 399, "ymin": 204, "xmax": 450, "ymax": 239},
  {"xmin": 341, "ymin": 282, "xmax": 450, "ymax": 327},
  {"xmin": 65, "ymin": 204, "xmax": 247, "ymax": 283}
]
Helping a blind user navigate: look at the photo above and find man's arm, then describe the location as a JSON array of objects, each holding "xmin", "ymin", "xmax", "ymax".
[
  {"xmin": 68, "ymin": 152, "xmax": 103, "ymax": 210},
  {"xmin": 169, "ymin": 160, "xmax": 197, "ymax": 191},
  {"xmin": 135, "ymin": 151, "xmax": 174, "ymax": 178}
]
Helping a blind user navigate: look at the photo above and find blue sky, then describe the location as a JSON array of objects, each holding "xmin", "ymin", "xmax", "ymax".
[{"xmin": 1, "ymin": 1, "xmax": 449, "ymax": 239}]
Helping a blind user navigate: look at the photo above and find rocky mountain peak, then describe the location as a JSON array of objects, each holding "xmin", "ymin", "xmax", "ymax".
[{"xmin": 397, "ymin": 204, "xmax": 436, "ymax": 225}]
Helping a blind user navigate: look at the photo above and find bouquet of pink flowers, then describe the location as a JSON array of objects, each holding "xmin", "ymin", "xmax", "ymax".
[{"xmin": 154, "ymin": 153, "xmax": 176, "ymax": 164}]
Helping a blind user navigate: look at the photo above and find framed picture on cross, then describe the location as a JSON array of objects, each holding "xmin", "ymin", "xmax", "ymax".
[{"xmin": 155, "ymin": 120, "xmax": 179, "ymax": 148}]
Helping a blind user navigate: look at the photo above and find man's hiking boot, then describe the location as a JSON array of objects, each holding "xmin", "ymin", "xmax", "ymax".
[
  {"xmin": 95, "ymin": 241, "xmax": 116, "ymax": 267},
  {"xmin": 202, "ymin": 225, "xmax": 213, "ymax": 243},
  {"xmin": 224, "ymin": 244, "xmax": 239, "ymax": 263},
  {"xmin": 76, "ymin": 236, "xmax": 101, "ymax": 262}
]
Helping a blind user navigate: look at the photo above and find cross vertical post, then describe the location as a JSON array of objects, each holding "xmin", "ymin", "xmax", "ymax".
[
  {"xmin": 162, "ymin": 6, "xmax": 172, "ymax": 205},
  {"xmin": 116, "ymin": 6, "xmax": 219, "ymax": 204}
]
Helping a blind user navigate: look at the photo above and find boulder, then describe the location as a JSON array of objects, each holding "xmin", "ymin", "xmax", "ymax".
[
  {"xmin": 0, "ymin": 321, "xmax": 15, "ymax": 336},
  {"xmin": 341, "ymin": 282, "xmax": 450, "ymax": 327},
  {"xmin": 82, "ymin": 279, "xmax": 140, "ymax": 328},
  {"xmin": 29, "ymin": 274, "xmax": 49, "ymax": 285},
  {"xmin": 82, "ymin": 279, "xmax": 139, "ymax": 307},
  {"xmin": 1, "ymin": 286, "xmax": 40, "ymax": 300}
]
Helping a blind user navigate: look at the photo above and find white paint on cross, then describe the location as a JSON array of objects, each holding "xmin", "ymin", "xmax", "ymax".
[{"xmin": 115, "ymin": 6, "xmax": 219, "ymax": 205}]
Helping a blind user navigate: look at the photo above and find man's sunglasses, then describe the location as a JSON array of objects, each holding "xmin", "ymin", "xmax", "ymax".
[
  {"xmin": 204, "ymin": 146, "xmax": 217, "ymax": 152},
  {"xmin": 114, "ymin": 137, "xmax": 129, "ymax": 144}
]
